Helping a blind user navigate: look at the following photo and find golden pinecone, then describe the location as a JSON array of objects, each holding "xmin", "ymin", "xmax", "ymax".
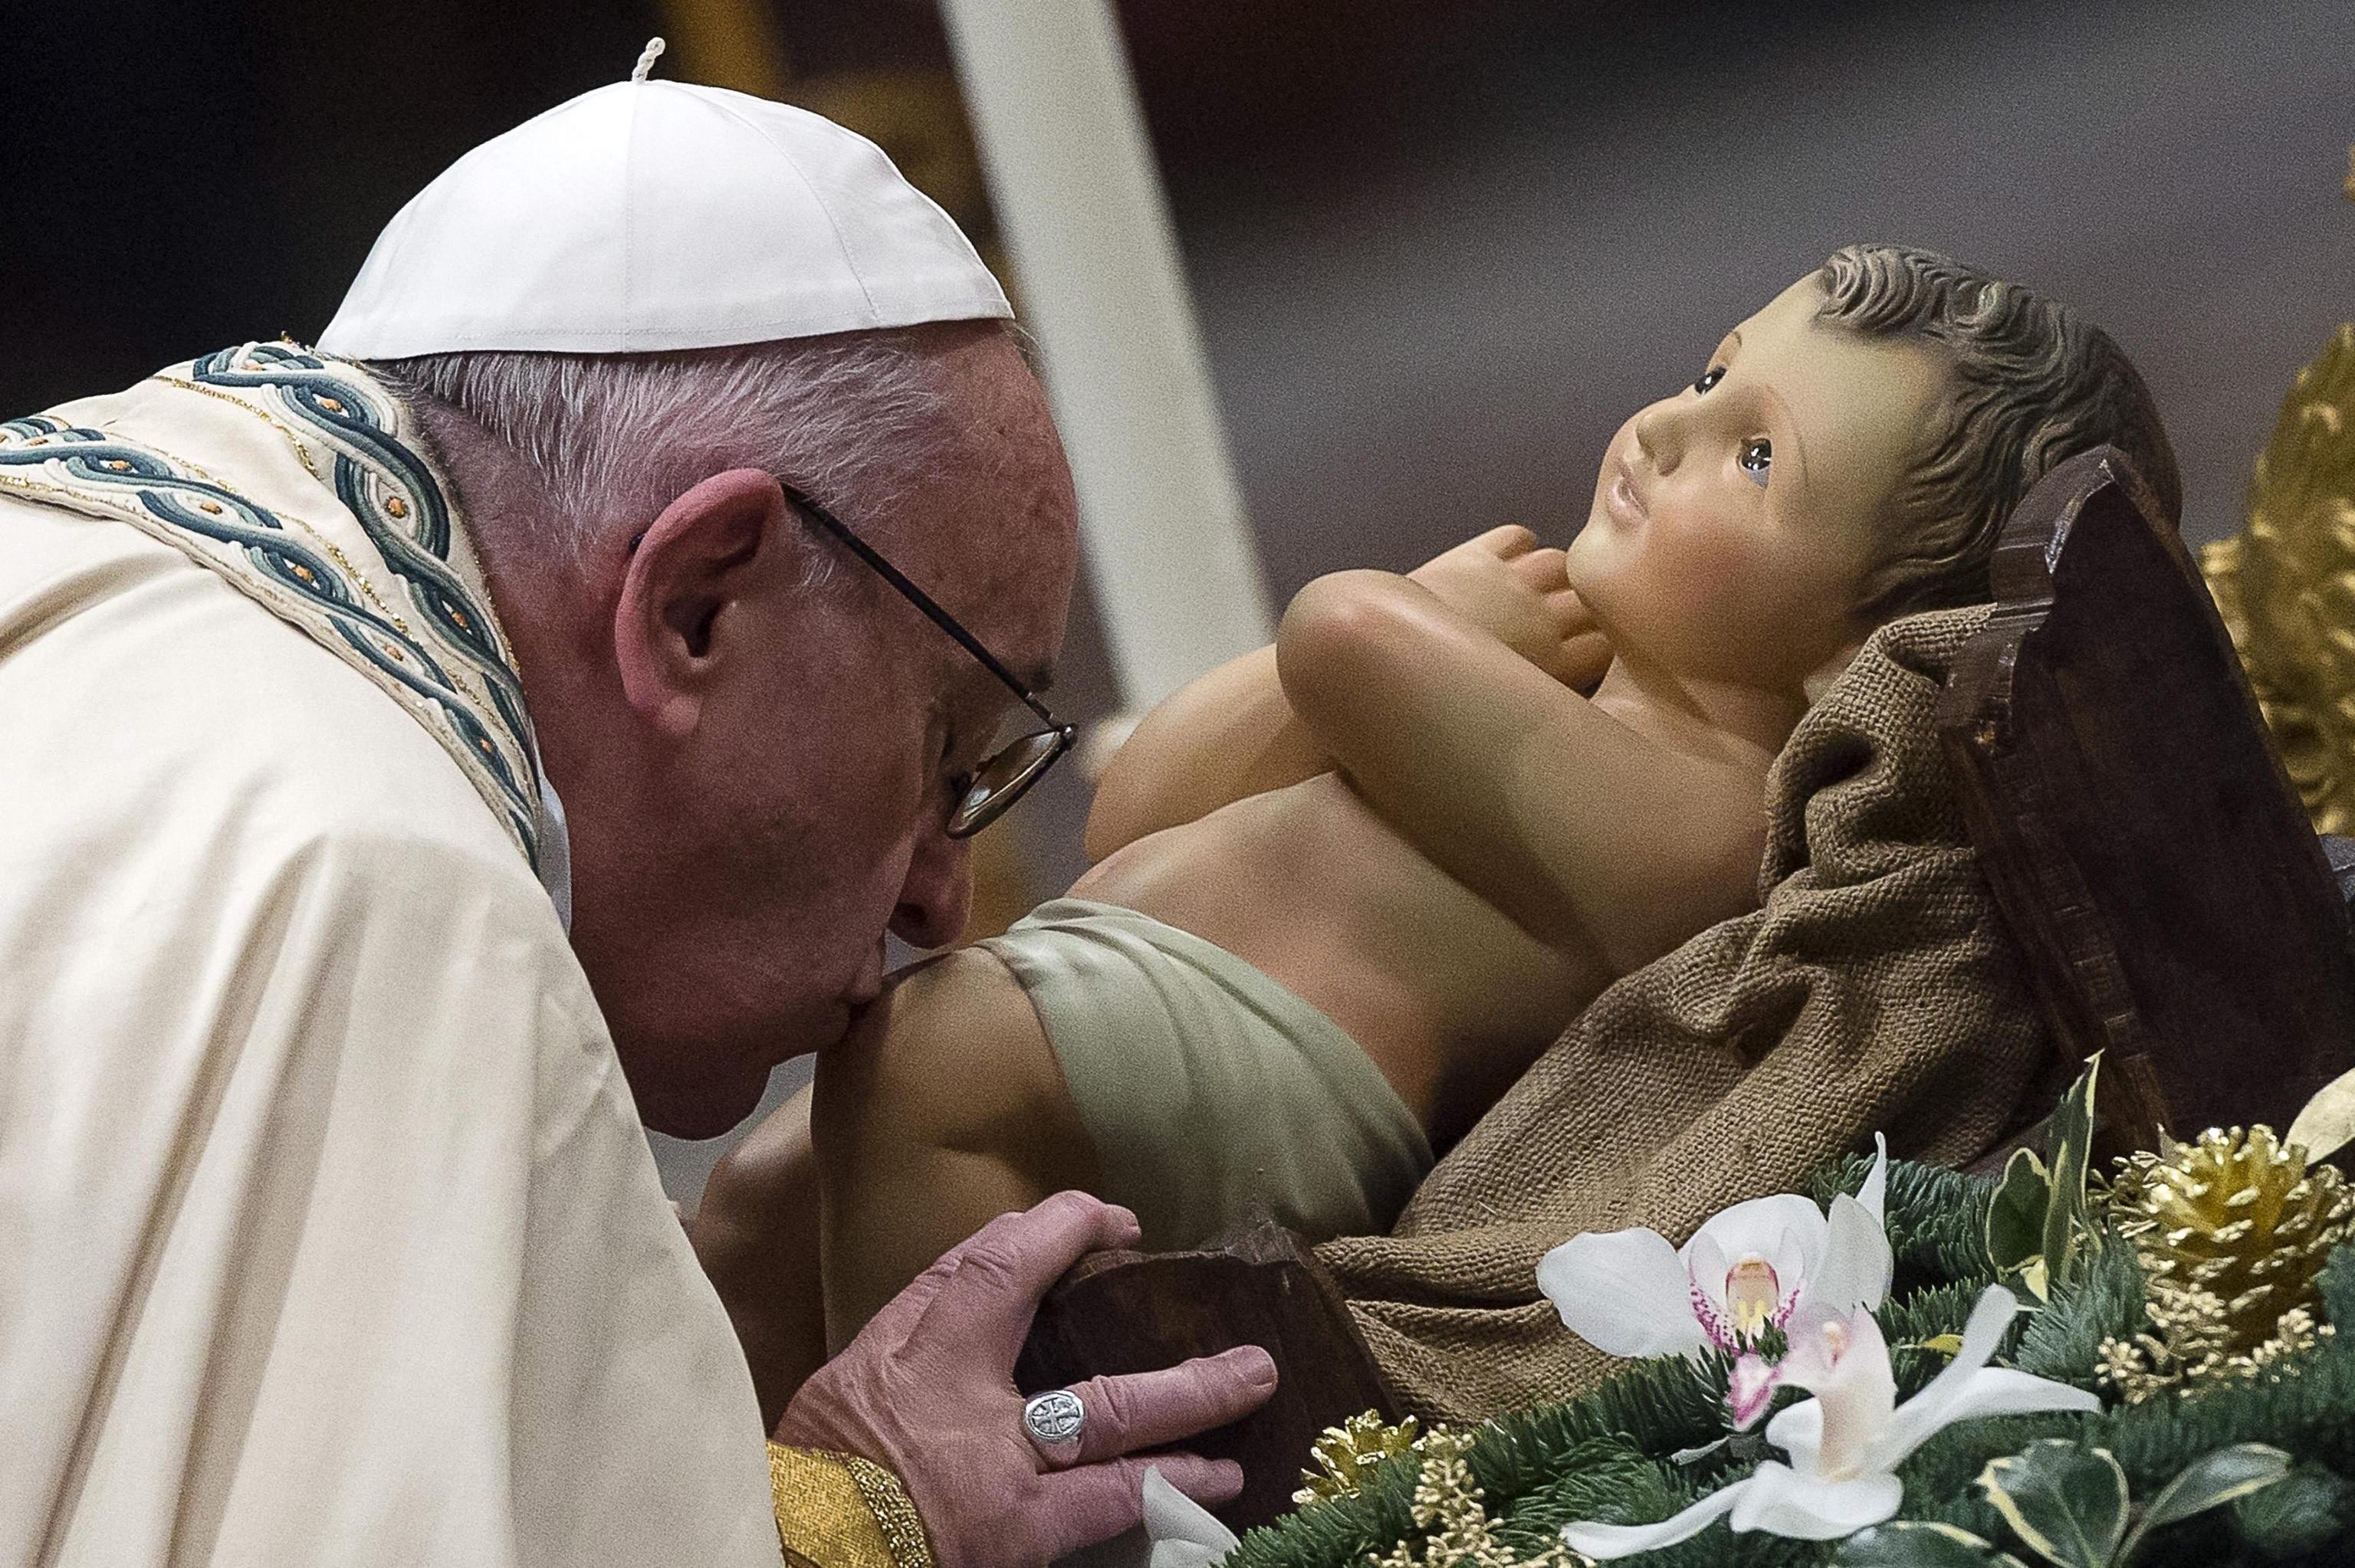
[
  {"xmin": 2110, "ymin": 1127, "xmax": 2350, "ymax": 1344},
  {"xmin": 1296, "ymin": 1412, "xmax": 1440, "ymax": 1507},
  {"xmin": 2100, "ymin": 1127, "xmax": 2350, "ymax": 1400}
]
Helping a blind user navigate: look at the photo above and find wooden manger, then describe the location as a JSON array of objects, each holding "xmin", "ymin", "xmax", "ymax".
[{"xmin": 1019, "ymin": 446, "xmax": 2355, "ymax": 1532}]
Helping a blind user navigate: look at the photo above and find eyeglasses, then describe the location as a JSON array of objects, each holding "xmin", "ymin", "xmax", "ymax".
[{"xmin": 783, "ymin": 484, "xmax": 1076, "ymax": 838}]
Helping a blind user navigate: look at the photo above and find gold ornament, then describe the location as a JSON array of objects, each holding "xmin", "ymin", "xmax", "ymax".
[
  {"xmin": 2199, "ymin": 322, "xmax": 2355, "ymax": 835},
  {"xmin": 1363, "ymin": 1426, "xmax": 1583, "ymax": 1568},
  {"xmin": 2097, "ymin": 1126, "xmax": 2350, "ymax": 1401},
  {"xmin": 1295, "ymin": 1412, "xmax": 1439, "ymax": 1507}
]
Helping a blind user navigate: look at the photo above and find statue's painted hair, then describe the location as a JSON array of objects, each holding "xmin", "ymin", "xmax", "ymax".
[{"xmin": 1815, "ymin": 242, "xmax": 2181, "ymax": 620}]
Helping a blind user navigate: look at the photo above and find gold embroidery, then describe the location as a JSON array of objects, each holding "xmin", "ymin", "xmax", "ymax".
[
  {"xmin": 767, "ymin": 1444, "xmax": 935, "ymax": 1568},
  {"xmin": 844, "ymin": 1455, "xmax": 934, "ymax": 1568},
  {"xmin": 78, "ymin": 389, "xmax": 413, "ymax": 636},
  {"xmin": 3, "ymin": 353, "xmax": 541, "ymax": 866},
  {"xmin": 149, "ymin": 372, "xmax": 324, "ymax": 480}
]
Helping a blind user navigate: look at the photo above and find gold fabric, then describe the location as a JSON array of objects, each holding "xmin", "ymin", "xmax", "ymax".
[
  {"xmin": 1318, "ymin": 606, "xmax": 2049, "ymax": 1419},
  {"xmin": 2199, "ymin": 322, "xmax": 2355, "ymax": 837},
  {"xmin": 769, "ymin": 1445, "xmax": 934, "ymax": 1568}
]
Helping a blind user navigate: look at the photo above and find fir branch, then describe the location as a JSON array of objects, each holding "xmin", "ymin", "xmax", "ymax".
[
  {"xmin": 1224, "ymin": 1442, "xmax": 1426, "ymax": 1568},
  {"xmin": 2323, "ymin": 1244, "xmax": 2355, "ymax": 1330},
  {"xmin": 1470, "ymin": 1354, "xmax": 1729, "ymax": 1493},
  {"xmin": 1813, "ymin": 1155, "xmax": 1999, "ymax": 1287},
  {"xmin": 2014, "ymin": 1227, "xmax": 2145, "ymax": 1389},
  {"xmin": 1490, "ymin": 1441, "xmax": 1687, "ymax": 1555}
]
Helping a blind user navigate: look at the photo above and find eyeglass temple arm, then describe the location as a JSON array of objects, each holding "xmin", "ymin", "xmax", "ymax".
[{"xmin": 784, "ymin": 485, "xmax": 1063, "ymax": 728}]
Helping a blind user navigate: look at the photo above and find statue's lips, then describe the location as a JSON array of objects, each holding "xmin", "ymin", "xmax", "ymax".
[{"xmin": 1608, "ymin": 457, "xmax": 1650, "ymax": 524}]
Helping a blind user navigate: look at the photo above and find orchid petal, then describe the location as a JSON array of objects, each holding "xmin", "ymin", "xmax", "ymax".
[
  {"xmin": 1765, "ymin": 1396, "xmax": 1824, "ymax": 1475},
  {"xmin": 1690, "ymin": 1194, "xmax": 1830, "ymax": 1280},
  {"xmin": 1874, "ymin": 1286, "xmax": 2099, "ymax": 1465},
  {"xmin": 1728, "ymin": 1353, "xmax": 1781, "ymax": 1430},
  {"xmin": 1141, "ymin": 1465, "xmax": 1240, "ymax": 1567},
  {"xmin": 1877, "ymin": 1368, "xmax": 2103, "ymax": 1469},
  {"xmin": 1538, "ymin": 1227, "xmax": 1710, "ymax": 1359},
  {"xmin": 1787, "ymin": 1310, "xmax": 1897, "ymax": 1478},
  {"xmin": 1776, "ymin": 1303, "xmax": 1849, "ymax": 1386},
  {"xmin": 1728, "ymin": 1461, "xmax": 1906, "ymax": 1540},
  {"xmin": 1772, "ymin": 1221, "xmax": 1821, "ymax": 1316},
  {"xmin": 1801, "ymin": 1191, "xmax": 1896, "ymax": 1317},
  {"xmin": 1883, "ymin": 1284, "xmax": 2016, "ymax": 1435},
  {"xmin": 1860, "ymin": 1133, "xmax": 1890, "ymax": 1226},
  {"xmin": 1561, "ymin": 1478, "xmax": 1748, "ymax": 1559},
  {"xmin": 1683, "ymin": 1228, "xmax": 1739, "ymax": 1348}
]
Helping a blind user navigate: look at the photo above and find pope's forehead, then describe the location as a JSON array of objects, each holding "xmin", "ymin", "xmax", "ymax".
[{"xmin": 885, "ymin": 357, "xmax": 1077, "ymax": 635}]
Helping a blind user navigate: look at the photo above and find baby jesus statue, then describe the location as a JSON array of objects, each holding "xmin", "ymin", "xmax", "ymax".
[{"xmin": 695, "ymin": 243, "xmax": 2179, "ymax": 1413}]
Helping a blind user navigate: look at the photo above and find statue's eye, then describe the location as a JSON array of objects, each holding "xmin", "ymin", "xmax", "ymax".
[
  {"xmin": 1740, "ymin": 438, "xmax": 1773, "ymax": 487},
  {"xmin": 1692, "ymin": 367, "xmax": 1726, "ymax": 395}
]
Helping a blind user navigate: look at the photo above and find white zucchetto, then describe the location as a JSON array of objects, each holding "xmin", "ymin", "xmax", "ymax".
[{"xmin": 318, "ymin": 54, "xmax": 1010, "ymax": 359}]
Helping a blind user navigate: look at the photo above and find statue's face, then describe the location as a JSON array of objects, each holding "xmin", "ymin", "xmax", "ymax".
[{"xmin": 1566, "ymin": 276, "xmax": 1948, "ymax": 691}]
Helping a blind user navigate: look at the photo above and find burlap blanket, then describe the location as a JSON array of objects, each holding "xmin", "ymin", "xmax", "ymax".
[{"xmin": 1316, "ymin": 605, "xmax": 2048, "ymax": 1419}]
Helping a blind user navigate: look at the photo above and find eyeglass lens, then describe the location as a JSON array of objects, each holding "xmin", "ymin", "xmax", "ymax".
[{"xmin": 948, "ymin": 727, "xmax": 1075, "ymax": 838}]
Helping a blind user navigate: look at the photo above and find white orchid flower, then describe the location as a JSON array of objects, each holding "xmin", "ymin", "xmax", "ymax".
[
  {"xmin": 1139, "ymin": 1465, "xmax": 1240, "ymax": 1568},
  {"xmin": 1560, "ymin": 1285, "xmax": 2103, "ymax": 1558},
  {"xmin": 1537, "ymin": 1135, "xmax": 1894, "ymax": 1360}
]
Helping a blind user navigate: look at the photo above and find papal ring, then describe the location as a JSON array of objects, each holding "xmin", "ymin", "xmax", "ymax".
[{"xmin": 1022, "ymin": 1389, "xmax": 1087, "ymax": 1464}]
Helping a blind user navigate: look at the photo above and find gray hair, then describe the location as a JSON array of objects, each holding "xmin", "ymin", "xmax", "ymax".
[
  {"xmin": 369, "ymin": 325, "xmax": 994, "ymax": 578},
  {"xmin": 1815, "ymin": 243, "xmax": 2180, "ymax": 620}
]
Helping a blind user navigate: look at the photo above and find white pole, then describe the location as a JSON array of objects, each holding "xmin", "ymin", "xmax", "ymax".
[{"xmin": 939, "ymin": 0, "xmax": 1274, "ymax": 710}]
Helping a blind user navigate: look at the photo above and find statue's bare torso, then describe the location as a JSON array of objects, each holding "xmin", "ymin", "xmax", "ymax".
[{"xmin": 1072, "ymin": 771, "xmax": 1606, "ymax": 1143}]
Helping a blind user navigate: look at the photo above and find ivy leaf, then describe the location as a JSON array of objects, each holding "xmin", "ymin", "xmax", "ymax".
[
  {"xmin": 1985, "ymin": 1058, "xmax": 2104, "ymax": 1301},
  {"xmin": 2039, "ymin": 1056, "xmax": 2100, "ymax": 1292},
  {"xmin": 1987, "ymin": 1146, "xmax": 2051, "ymax": 1285},
  {"xmin": 1836, "ymin": 1520, "xmax": 2032, "ymax": 1567},
  {"xmin": 2230, "ymin": 1463, "xmax": 2350, "ymax": 1557},
  {"xmin": 2115, "ymin": 1444, "xmax": 2290, "ymax": 1564},
  {"xmin": 1978, "ymin": 1440, "xmax": 2130, "ymax": 1568}
]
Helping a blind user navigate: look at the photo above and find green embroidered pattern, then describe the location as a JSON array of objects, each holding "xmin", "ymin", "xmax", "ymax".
[{"xmin": 0, "ymin": 343, "xmax": 544, "ymax": 865}]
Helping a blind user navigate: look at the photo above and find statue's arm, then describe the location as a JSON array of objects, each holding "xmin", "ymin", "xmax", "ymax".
[
  {"xmin": 1276, "ymin": 569, "xmax": 1756, "ymax": 973},
  {"xmin": 1086, "ymin": 526, "xmax": 1606, "ymax": 861},
  {"xmin": 811, "ymin": 950, "xmax": 1101, "ymax": 1349},
  {"xmin": 1082, "ymin": 643, "xmax": 1329, "ymax": 861}
]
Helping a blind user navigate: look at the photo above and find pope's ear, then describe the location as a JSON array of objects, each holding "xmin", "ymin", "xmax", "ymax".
[
  {"xmin": 613, "ymin": 467, "xmax": 787, "ymax": 736},
  {"xmin": 1802, "ymin": 636, "xmax": 1866, "ymax": 706}
]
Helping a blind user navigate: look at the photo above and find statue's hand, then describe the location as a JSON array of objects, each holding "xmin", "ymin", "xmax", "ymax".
[
  {"xmin": 1410, "ymin": 524, "xmax": 1608, "ymax": 689},
  {"xmin": 775, "ymin": 1191, "xmax": 1276, "ymax": 1566}
]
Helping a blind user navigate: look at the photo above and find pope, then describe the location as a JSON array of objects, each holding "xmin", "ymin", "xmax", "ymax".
[{"xmin": 0, "ymin": 49, "xmax": 1271, "ymax": 1568}]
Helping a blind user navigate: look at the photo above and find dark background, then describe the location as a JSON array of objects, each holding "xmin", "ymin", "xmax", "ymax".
[{"xmin": 13, "ymin": 0, "xmax": 2352, "ymax": 1193}]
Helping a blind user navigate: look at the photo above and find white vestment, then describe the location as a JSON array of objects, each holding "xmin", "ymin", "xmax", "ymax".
[{"xmin": 0, "ymin": 349, "xmax": 779, "ymax": 1567}]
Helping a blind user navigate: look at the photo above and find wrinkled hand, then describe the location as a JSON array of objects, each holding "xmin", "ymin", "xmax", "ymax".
[
  {"xmin": 776, "ymin": 1192, "xmax": 1279, "ymax": 1567},
  {"xmin": 1409, "ymin": 523, "xmax": 1610, "ymax": 690}
]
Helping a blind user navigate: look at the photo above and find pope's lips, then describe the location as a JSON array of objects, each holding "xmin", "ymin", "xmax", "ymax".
[{"xmin": 1608, "ymin": 456, "xmax": 1650, "ymax": 523}]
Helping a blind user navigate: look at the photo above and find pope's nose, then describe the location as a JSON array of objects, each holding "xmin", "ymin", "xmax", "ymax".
[{"xmin": 888, "ymin": 831, "xmax": 973, "ymax": 951}]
